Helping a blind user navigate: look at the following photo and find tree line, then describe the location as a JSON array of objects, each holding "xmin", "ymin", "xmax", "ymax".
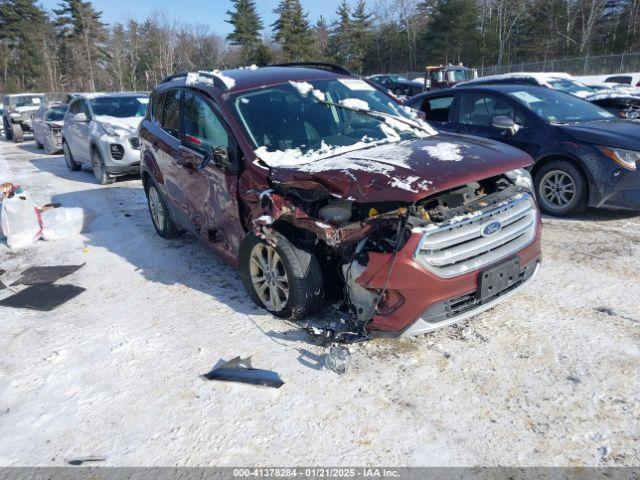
[{"xmin": 1, "ymin": 0, "xmax": 640, "ymax": 93}]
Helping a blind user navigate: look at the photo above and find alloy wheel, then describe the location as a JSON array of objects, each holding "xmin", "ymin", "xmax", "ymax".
[
  {"xmin": 539, "ymin": 169, "xmax": 576, "ymax": 209},
  {"xmin": 249, "ymin": 243, "xmax": 289, "ymax": 312},
  {"xmin": 148, "ymin": 187, "xmax": 165, "ymax": 230}
]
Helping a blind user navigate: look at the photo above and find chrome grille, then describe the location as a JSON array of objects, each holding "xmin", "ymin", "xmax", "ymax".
[
  {"xmin": 128, "ymin": 137, "xmax": 140, "ymax": 150},
  {"xmin": 414, "ymin": 194, "xmax": 537, "ymax": 278}
]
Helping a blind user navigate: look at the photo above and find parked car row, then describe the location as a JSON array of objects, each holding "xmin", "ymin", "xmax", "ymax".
[{"xmin": 2, "ymin": 63, "xmax": 638, "ymax": 343}]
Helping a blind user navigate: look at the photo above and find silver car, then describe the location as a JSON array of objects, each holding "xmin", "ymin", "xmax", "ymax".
[
  {"xmin": 33, "ymin": 102, "xmax": 67, "ymax": 154},
  {"xmin": 62, "ymin": 92, "xmax": 148, "ymax": 184}
]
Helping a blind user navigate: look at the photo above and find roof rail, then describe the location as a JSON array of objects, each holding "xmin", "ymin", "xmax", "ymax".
[
  {"xmin": 269, "ymin": 62, "xmax": 352, "ymax": 76},
  {"xmin": 160, "ymin": 72, "xmax": 228, "ymax": 90}
]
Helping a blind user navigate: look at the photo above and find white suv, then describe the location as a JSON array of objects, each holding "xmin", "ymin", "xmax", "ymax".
[{"xmin": 62, "ymin": 93, "xmax": 148, "ymax": 184}]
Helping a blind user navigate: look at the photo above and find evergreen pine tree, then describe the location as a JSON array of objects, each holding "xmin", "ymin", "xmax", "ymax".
[
  {"xmin": 226, "ymin": 0, "xmax": 263, "ymax": 49},
  {"xmin": 349, "ymin": 0, "xmax": 373, "ymax": 74},
  {"xmin": 53, "ymin": 0, "xmax": 107, "ymax": 91},
  {"xmin": 330, "ymin": 1, "xmax": 351, "ymax": 66},
  {"xmin": 0, "ymin": 0, "xmax": 47, "ymax": 90},
  {"xmin": 272, "ymin": 0, "xmax": 313, "ymax": 61}
]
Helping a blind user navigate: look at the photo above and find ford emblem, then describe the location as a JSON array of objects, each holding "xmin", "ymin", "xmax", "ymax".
[{"xmin": 481, "ymin": 220, "xmax": 503, "ymax": 237}]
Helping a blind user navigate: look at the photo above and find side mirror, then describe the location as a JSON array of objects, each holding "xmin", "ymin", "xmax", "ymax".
[
  {"xmin": 73, "ymin": 112, "xmax": 88, "ymax": 123},
  {"xmin": 197, "ymin": 146, "xmax": 233, "ymax": 172},
  {"xmin": 491, "ymin": 116, "xmax": 517, "ymax": 136}
]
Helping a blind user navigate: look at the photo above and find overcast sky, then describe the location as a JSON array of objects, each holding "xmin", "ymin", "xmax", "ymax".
[{"xmin": 38, "ymin": 0, "xmax": 351, "ymax": 35}]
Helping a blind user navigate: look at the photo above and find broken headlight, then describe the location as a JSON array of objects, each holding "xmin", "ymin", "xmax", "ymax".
[
  {"xmin": 505, "ymin": 168, "xmax": 534, "ymax": 192},
  {"xmin": 598, "ymin": 146, "xmax": 639, "ymax": 171}
]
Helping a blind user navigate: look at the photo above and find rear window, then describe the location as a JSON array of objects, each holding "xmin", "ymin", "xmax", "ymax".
[
  {"xmin": 421, "ymin": 96, "xmax": 454, "ymax": 123},
  {"xmin": 46, "ymin": 107, "xmax": 67, "ymax": 121}
]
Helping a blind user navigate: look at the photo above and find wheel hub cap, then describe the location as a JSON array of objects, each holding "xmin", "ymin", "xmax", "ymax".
[
  {"xmin": 540, "ymin": 170, "xmax": 576, "ymax": 208},
  {"xmin": 148, "ymin": 188, "xmax": 165, "ymax": 228},
  {"xmin": 249, "ymin": 244, "xmax": 289, "ymax": 312}
]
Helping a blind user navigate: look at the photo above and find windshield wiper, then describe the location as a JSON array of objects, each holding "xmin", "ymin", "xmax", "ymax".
[{"xmin": 318, "ymin": 99, "xmax": 434, "ymax": 135}]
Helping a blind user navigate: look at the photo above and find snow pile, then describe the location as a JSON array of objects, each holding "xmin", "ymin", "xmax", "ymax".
[
  {"xmin": 339, "ymin": 98, "xmax": 370, "ymax": 111},
  {"xmin": 186, "ymin": 70, "xmax": 236, "ymax": 89},
  {"xmin": 238, "ymin": 65, "xmax": 259, "ymax": 70},
  {"xmin": 289, "ymin": 81, "xmax": 314, "ymax": 96},
  {"xmin": 289, "ymin": 81, "xmax": 326, "ymax": 102},
  {"xmin": 421, "ymin": 142, "xmax": 464, "ymax": 162},
  {"xmin": 389, "ymin": 176, "xmax": 432, "ymax": 193},
  {"xmin": 255, "ymin": 140, "xmax": 380, "ymax": 167}
]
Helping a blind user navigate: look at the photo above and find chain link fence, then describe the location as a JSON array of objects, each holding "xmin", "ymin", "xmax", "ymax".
[{"xmin": 479, "ymin": 53, "xmax": 640, "ymax": 77}]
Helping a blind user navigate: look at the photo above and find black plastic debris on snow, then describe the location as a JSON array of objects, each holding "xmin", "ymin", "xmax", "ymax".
[
  {"xmin": 0, "ymin": 284, "xmax": 86, "ymax": 312},
  {"xmin": 201, "ymin": 356, "xmax": 284, "ymax": 388},
  {"xmin": 10, "ymin": 264, "xmax": 85, "ymax": 286},
  {"xmin": 66, "ymin": 456, "xmax": 106, "ymax": 466}
]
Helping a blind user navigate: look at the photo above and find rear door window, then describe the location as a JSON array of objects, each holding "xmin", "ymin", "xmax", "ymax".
[
  {"xmin": 152, "ymin": 92, "xmax": 166, "ymax": 124},
  {"xmin": 183, "ymin": 91, "xmax": 229, "ymax": 154},
  {"xmin": 457, "ymin": 93, "xmax": 526, "ymax": 126},
  {"xmin": 161, "ymin": 90, "xmax": 181, "ymax": 138},
  {"xmin": 421, "ymin": 95, "xmax": 454, "ymax": 123}
]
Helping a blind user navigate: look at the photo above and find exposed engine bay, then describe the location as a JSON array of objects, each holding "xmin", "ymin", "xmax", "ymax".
[{"xmin": 251, "ymin": 171, "xmax": 533, "ymax": 346}]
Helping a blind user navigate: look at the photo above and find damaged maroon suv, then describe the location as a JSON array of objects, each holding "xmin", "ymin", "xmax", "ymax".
[{"xmin": 139, "ymin": 65, "xmax": 542, "ymax": 340}]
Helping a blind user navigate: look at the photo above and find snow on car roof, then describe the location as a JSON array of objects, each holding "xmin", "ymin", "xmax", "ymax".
[{"xmin": 457, "ymin": 72, "xmax": 574, "ymax": 87}]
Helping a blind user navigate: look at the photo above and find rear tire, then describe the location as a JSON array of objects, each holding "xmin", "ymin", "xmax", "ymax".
[
  {"xmin": 145, "ymin": 181, "xmax": 180, "ymax": 239},
  {"xmin": 534, "ymin": 160, "xmax": 587, "ymax": 217},
  {"xmin": 91, "ymin": 149, "xmax": 115, "ymax": 185},
  {"xmin": 3, "ymin": 120, "xmax": 11, "ymax": 141},
  {"xmin": 239, "ymin": 232, "xmax": 324, "ymax": 320},
  {"xmin": 63, "ymin": 141, "xmax": 81, "ymax": 171}
]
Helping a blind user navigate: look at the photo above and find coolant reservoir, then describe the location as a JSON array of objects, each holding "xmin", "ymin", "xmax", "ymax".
[{"xmin": 319, "ymin": 200, "xmax": 352, "ymax": 224}]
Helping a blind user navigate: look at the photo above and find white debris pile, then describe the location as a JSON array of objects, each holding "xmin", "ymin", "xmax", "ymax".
[{"xmin": 0, "ymin": 185, "xmax": 89, "ymax": 249}]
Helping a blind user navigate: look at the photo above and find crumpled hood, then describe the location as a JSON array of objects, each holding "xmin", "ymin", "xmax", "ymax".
[
  {"xmin": 559, "ymin": 121, "xmax": 640, "ymax": 151},
  {"xmin": 269, "ymin": 134, "xmax": 533, "ymax": 202},
  {"xmin": 94, "ymin": 115, "xmax": 142, "ymax": 132}
]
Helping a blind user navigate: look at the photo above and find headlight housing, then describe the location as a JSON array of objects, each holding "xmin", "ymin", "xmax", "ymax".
[
  {"xmin": 598, "ymin": 146, "xmax": 639, "ymax": 171},
  {"xmin": 100, "ymin": 122, "xmax": 129, "ymax": 137},
  {"xmin": 505, "ymin": 168, "xmax": 534, "ymax": 192}
]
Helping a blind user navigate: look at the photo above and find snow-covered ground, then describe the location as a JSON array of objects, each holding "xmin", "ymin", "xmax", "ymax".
[{"xmin": 0, "ymin": 139, "xmax": 638, "ymax": 467}]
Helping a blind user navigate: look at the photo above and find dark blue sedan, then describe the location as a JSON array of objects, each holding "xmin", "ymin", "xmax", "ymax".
[{"xmin": 406, "ymin": 85, "xmax": 640, "ymax": 216}]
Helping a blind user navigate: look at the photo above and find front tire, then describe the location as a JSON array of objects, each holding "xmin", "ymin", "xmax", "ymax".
[
  {"xmin": 63, "ymin": 142, "xmax": 81, "ymax": 171},
  {"xmin": 145, "ymin": 181, "xmax": 179, "ymax": 239},
  {"xmin": 239, "ymin": 232, "xmax": 324, "ymax": 320},
  {"xmin": 91, "ymin": 149, "xmax": 114, "ymax": 185},
  {"xmin": 36, "ymin": 139, "xmax": 44, "ymax": 149},
  {"xmin": 534, "ymin": 160, "xmax": 587, "ymax": 216}
]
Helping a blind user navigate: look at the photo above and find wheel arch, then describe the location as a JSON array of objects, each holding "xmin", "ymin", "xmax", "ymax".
[{"xmin": 532, "ymin": 154, "xmax": 592, "ymax": 194}]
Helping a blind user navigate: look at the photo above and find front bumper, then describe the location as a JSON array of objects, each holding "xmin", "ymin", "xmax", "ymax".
[
  {"xmin": 598, "ymin": 167, "xmax": 640, "ymax": 210},
  {"xmin": 357, "ymin": 221, "xmax": 542, "ymax": 337},
  {"xmin": 97, "ymin": 135, "xmax": 141, "ymax": 175}
]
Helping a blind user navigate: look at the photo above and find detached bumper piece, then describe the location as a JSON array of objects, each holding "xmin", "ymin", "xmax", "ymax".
[{"xmin": 201, "ymin": 356, "xmax": 284, "ymax": 388}]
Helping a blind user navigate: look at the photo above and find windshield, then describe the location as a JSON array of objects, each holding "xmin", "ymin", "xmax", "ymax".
[
  {"xmin": 388, "ymin": 75, "xmax": 410, "ymax": 82},
  {"xmin": 546, "ymin": 78, "xmax": 593, "ymax": 95},
  {"xmin": 231, "ymin": 78, "xmax": 430, "ymax": 162},
  {"xmin": 508, "ymin": 88, "xmax": 615, "ymax": 123},
  {"xmin": 89, "ymin": 96, "xmax": 148, "ymax": 118},
  {"xmin": 448, "ymin": 69, "xmax": 475, "ymax": 83},
  {"xmin": 10, "ymin": 96, "xmax": 44, "ymax": 108},
  {"xmin": 46, "ymin": 107, "xmax": 67, "ymax": 121}
]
